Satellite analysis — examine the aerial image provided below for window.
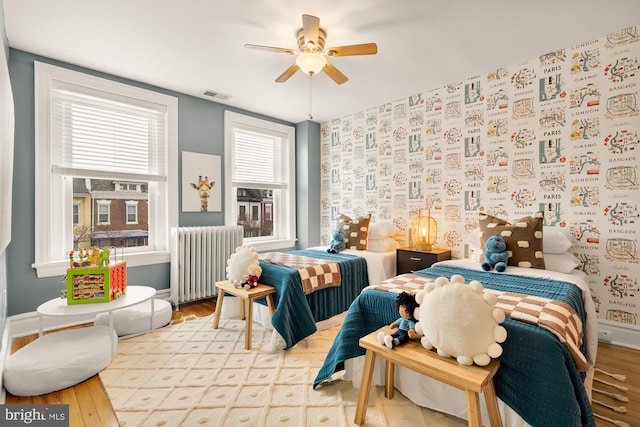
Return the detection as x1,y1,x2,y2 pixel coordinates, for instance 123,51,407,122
115,182,141,192
96,200,111,225
126,201,139,224
33,62,178,278
224,111,295,251
72,201,80,225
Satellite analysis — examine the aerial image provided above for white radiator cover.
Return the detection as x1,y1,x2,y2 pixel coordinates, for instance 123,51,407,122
170,225,243,308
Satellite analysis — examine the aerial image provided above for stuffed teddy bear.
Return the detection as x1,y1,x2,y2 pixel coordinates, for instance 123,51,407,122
481,235,509,272
327,229,346,253
414,275,507,366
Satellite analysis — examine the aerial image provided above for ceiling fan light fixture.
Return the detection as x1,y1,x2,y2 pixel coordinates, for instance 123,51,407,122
296,52,327,75
246,14,376,84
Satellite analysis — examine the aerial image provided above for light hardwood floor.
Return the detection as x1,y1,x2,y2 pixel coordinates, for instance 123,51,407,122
5,298,639,427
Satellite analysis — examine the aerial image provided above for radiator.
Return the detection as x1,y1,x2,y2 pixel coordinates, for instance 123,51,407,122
170,225,243,308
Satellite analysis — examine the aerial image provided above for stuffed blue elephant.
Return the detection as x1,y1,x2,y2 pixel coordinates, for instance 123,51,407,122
481,235,509,272
327,229,346,253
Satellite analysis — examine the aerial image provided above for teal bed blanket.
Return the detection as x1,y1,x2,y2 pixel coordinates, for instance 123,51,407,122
257,249,369,350
313,264,595,427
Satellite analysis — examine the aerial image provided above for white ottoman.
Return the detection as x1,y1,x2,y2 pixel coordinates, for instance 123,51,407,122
94,298,172,336
3,325,118,396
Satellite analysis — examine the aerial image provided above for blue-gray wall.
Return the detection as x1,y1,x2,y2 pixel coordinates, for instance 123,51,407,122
7,48,320,316
295,121,322,250
0,0,9,345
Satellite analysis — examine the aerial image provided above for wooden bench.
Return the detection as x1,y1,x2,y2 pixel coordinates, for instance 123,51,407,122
355,326,502,427
212,280,276,350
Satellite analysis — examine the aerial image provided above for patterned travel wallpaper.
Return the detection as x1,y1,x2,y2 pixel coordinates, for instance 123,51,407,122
319,25,640,329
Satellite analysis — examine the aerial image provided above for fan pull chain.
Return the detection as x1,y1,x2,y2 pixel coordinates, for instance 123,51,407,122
308,75,313,120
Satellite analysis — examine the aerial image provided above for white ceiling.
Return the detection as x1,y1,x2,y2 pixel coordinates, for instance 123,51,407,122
3,0,640,124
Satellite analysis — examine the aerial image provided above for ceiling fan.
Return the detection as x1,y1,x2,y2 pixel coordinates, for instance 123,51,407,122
245,14,378,85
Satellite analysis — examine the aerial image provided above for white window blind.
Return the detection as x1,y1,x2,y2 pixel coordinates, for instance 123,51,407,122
50,81,167,182
224,110,295,251
231,127,287,189
34,62,178,277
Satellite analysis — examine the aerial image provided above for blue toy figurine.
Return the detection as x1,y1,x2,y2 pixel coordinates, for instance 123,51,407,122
327,229,346,253
377,292,418,349
481,235,509,272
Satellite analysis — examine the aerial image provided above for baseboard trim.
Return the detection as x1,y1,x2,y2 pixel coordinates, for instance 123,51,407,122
597,319,640,350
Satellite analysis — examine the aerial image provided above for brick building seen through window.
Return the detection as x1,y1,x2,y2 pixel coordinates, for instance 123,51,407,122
73,178,149,250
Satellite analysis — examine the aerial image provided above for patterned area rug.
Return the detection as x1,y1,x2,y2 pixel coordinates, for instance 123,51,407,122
100,315,466,426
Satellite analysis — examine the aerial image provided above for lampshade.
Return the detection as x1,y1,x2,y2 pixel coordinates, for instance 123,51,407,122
411,208,438,251
296,52,327,75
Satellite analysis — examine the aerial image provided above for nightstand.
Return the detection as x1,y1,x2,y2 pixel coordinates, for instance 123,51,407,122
396,246,452,274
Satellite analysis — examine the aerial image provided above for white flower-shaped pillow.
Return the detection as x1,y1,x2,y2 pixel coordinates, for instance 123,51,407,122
415,275,507,366
226,245,260,285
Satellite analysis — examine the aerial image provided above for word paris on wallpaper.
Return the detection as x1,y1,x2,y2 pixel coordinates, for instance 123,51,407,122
320,25,639,330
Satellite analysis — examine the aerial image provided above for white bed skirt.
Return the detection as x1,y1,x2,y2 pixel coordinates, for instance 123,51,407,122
220,298,346,351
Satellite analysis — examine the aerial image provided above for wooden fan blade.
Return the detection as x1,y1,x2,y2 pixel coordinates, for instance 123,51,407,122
302,14,320,46
326,43,378,57
244,44,296,55
323,62,348,85
275,63,300,83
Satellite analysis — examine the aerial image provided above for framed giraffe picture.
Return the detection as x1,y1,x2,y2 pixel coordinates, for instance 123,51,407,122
181,151,222,212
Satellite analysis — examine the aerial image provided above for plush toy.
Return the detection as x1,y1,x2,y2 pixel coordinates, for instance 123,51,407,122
226,245,262,288
414,275,507,366
240,264,262,290
327,229,346,253
481,235,509,272
377,291,419,349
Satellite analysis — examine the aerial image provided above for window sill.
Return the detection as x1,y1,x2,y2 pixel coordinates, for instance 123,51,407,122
246,238,297,253
32,250,171,278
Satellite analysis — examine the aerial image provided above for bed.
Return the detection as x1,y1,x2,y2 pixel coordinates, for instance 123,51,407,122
220,247,397,351
221,215,400,351
313,259,598,427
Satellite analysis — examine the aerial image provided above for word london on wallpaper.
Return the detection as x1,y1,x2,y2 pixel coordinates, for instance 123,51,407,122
320,25,640,330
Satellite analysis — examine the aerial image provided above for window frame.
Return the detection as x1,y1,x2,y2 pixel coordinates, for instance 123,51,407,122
126,200,139,225
33,62,178,278
72,201,80,226
96,200,111,225
224,111,296,251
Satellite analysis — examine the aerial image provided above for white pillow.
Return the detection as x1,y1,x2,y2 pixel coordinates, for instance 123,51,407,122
470,226,573,254
469,248,483,263
468,228,482,251
94,299,172,336
367,237,398,252
415,275,507,366
3,326,117,396
543,226,574,254
367,220,398,240
544,252,580,274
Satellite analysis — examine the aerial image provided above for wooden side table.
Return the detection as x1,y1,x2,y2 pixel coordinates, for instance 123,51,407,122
354,326,502,427
396,246,452,274
212,280,276,350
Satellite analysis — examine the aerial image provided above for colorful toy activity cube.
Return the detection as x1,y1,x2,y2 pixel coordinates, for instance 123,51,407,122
66,261,127,305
